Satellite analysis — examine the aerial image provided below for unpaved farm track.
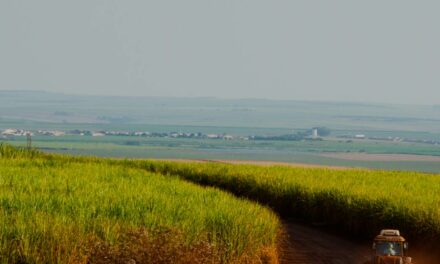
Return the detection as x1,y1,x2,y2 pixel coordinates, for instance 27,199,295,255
280,221,370,264
280,221,437,264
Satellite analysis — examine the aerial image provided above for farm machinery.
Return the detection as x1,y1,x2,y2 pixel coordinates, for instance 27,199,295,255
371,229,412,264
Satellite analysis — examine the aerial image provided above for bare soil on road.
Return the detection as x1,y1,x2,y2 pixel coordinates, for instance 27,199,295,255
280,221,436,264
280,221,370,264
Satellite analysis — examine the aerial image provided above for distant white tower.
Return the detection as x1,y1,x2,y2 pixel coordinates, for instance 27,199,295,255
312,128,318,138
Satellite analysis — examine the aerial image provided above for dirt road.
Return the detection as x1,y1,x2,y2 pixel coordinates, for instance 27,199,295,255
280,221,437,264
280,221,371,264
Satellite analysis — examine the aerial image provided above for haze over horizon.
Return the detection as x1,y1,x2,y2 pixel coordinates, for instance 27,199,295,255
1,1,439,105
1,89,439,107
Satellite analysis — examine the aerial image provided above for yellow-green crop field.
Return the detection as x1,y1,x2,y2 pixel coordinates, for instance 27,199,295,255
0,145,279,264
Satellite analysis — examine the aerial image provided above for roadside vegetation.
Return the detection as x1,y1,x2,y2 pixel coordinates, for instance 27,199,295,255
0,144,280,263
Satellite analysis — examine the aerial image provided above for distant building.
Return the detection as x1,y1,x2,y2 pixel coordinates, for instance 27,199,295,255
170,132,179,138
92,132,105,137
207,134,219,139
1,129,31,136
52,131,65,137
134,132,150,136
223,135,233,140
355,134,366,139
312,128,319,138
2,129,19,135
37,130,65,136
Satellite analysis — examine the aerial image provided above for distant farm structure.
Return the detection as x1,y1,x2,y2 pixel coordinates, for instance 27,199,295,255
312,128,319,138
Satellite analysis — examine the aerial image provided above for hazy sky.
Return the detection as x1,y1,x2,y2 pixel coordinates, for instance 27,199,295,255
1,1,439,104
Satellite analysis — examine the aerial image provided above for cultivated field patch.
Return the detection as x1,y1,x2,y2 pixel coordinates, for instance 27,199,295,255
0,145,280,264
